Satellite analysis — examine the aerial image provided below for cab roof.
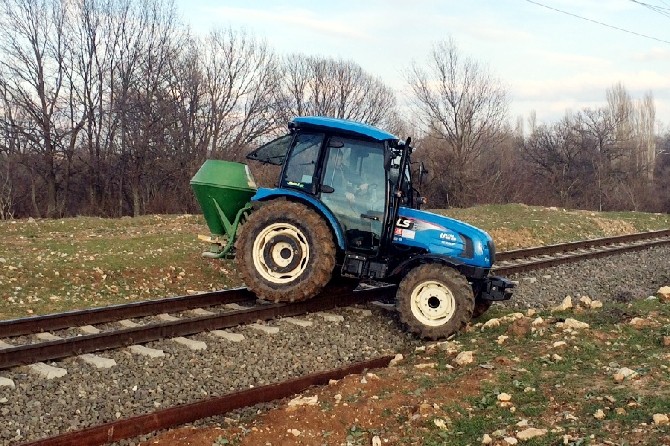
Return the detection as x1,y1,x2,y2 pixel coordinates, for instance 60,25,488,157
291,116,397,142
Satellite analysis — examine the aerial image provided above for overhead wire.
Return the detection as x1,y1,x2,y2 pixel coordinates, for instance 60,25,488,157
629,0,670,19
524,0,670,44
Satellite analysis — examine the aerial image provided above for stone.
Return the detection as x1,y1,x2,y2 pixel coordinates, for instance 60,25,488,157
552,296,573,312
652,413,669,425
157,313,180,322
433,418,447,429
249,323,279,334
562,318,589,330
589,300,603,309
317,312,345,323
79,354,116,369
372,436,382,446
287,429,301,436
613,367,637,382
553,341,567,348
0,340,14,349
497,393,512,402
657,286,670,302
189,308,215,316
414,363,436,369
454,351,474,366
0,377,15,388
224,303,250,311
531,317,544,326
211,330,245,342
128,345,165,358
482,433,493,444
504,437,518,445
287,395,318,408
389,353,404,366
497,335,509,345
118,319,141,328
516,428,547,440
173,337,207,350
29,362,67,379
502,313,525,322
482,318,501,329
35,332,61,341
662,336,670,347
280,317,313,327
522,277,537,284
593,409,606,420
579,296,592,307
79,325,101,335
629,317,652,329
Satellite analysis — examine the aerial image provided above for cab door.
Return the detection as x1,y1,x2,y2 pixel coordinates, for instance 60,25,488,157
319,137,387,253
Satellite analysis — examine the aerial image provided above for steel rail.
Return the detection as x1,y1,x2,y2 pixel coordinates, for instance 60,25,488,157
0,288,256,338
18,355,394,446
493,235,670,276
496,228,670,262
0,286,395,369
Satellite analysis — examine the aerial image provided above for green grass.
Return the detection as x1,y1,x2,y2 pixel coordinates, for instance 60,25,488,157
436,204,670,249
0,214,240,319
0,204,667,319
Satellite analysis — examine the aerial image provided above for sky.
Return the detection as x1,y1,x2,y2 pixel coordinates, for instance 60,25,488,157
174,0,670,132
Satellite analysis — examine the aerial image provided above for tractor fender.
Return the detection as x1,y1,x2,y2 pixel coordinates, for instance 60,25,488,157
251,188,346,250
390,253,471,280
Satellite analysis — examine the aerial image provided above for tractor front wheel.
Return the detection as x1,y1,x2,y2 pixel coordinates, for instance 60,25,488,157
235,200,336,302
396,264,474,339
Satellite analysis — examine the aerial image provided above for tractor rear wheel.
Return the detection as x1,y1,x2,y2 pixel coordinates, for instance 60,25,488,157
235,200,336,302
396,264,474,339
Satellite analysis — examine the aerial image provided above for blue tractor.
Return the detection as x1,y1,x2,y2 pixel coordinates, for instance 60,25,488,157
191,116,513,339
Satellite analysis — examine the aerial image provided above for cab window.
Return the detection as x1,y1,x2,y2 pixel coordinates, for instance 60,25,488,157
246,134,293,165
280,132,325,193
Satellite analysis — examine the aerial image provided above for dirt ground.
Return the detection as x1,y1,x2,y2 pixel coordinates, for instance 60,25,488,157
141,361,488,446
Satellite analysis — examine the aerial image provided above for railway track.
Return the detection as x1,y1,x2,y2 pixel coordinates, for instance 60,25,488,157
2,229,669,446
1,229,669,372
493,228,670,275
0,284,392,370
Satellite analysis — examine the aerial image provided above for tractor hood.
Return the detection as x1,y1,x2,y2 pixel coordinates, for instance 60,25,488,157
393,207,496,269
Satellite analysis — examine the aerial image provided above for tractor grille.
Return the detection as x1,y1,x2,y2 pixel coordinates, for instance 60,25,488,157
461,235,474,259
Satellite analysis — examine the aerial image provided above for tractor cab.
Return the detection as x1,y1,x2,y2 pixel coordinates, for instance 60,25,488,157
247,117,397,262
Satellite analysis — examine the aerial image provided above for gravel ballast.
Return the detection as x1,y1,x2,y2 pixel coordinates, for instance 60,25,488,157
1,245,669,445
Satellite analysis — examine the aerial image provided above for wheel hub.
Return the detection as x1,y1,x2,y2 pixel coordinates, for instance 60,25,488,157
252,223,310,284
410,280,456,327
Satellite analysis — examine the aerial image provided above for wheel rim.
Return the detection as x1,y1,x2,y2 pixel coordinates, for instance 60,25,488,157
410,280,456,327
252,222,310,284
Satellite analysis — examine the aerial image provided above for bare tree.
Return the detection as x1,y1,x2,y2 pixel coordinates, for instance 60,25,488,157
274,54,397,128
0,0,73,217
200,28,279,160
407,38,509,206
